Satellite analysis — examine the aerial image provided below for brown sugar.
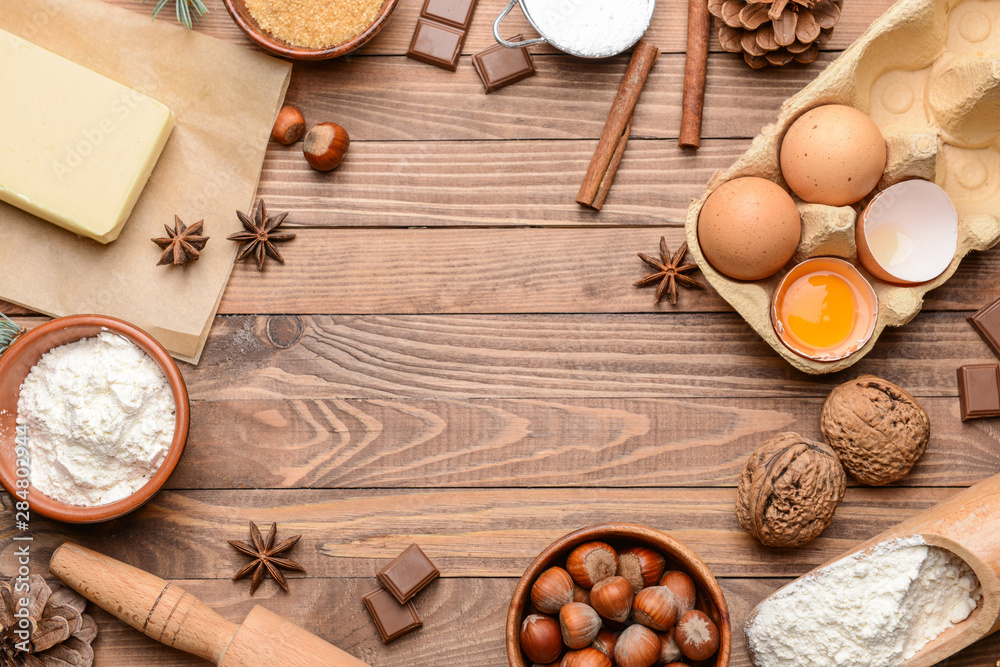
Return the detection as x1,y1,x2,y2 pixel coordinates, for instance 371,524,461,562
246,0,387,49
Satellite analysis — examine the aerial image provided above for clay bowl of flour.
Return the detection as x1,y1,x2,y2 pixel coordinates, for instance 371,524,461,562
0,315,189,523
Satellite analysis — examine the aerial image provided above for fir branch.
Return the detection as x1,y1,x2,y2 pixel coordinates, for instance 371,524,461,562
145,0,209,30
0,314,24,357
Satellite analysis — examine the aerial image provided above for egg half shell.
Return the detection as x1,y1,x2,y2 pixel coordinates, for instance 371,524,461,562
855,179,958,285
697,177,801,281
779,105,887,206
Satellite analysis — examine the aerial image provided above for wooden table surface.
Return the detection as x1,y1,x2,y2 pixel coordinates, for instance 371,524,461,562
5,0,1000,664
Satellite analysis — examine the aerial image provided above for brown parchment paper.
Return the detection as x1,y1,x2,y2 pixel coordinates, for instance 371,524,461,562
0,0,291,364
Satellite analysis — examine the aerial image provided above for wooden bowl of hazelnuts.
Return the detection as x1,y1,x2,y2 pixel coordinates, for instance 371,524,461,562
506,523,730,667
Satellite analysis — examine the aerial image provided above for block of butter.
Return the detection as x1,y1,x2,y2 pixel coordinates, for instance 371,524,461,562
0,29,175,243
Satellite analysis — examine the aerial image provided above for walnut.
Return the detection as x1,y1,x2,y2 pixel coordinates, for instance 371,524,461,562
820,375,930,486
736,432,846,548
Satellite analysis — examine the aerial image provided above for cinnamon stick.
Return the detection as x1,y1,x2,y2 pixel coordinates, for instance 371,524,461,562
679,0,711,149
577,40,660,210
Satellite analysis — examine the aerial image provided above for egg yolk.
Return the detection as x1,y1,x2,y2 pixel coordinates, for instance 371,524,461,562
782,272,857,350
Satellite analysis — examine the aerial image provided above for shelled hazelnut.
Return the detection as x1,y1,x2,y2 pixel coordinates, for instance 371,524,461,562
271,105,306,145
303,122,350,171
517,541,721,666
567,542,618,588
675,610,720,661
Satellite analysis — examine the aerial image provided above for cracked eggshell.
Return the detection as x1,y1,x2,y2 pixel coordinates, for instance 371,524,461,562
856,179,959,285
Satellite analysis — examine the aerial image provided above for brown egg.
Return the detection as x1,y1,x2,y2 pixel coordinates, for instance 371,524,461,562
697,176,801,281
779,104,887,206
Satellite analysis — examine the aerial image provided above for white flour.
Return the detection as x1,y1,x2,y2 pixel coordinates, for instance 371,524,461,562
16,332,175,506
522,0,654,57
746,536,982,667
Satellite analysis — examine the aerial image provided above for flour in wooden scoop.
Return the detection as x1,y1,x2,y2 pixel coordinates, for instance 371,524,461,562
746,536,982,667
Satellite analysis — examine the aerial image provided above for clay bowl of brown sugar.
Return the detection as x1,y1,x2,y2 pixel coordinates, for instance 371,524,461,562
507,523,731,667
223,0,399,61
0,315,189,523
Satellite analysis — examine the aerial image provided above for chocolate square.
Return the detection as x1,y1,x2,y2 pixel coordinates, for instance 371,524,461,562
969,296,1000,359
362,588,422,643
406,18,465,71
958,364,1000,421
377,544,440,604
421,0,479,31
472,36,536,93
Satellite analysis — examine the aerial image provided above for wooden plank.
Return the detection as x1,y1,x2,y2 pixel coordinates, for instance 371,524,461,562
157,312,999,400
281,52,825,142
169,397,1000,490
0,487,972,580
10,312,996,398
218,226,1000,314
73,577,1000,666
107,0,897,55
257,139,741,227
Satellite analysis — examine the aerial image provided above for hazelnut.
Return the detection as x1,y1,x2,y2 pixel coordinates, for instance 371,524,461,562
559,602,603,649
657,626,683,663
632,586,678,631
271,105,306,145
532,567,575,614
566,542,618,588
560,648,612,667
736,432,847,547
303,122,350,171
591,628,619,658
617,546,666,594
521,614,563,664
589,576,633,623
614,624,661,667
658,571,696,617
820,375,930,486
674,610,719,662
573,584,590,605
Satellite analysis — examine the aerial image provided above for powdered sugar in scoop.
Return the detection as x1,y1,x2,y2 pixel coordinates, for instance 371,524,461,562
522,0,655,58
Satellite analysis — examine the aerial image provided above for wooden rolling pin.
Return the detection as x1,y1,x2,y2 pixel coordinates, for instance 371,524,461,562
50,543,370,667
747,472,1000,667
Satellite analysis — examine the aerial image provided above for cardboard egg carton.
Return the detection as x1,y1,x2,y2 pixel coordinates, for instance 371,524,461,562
684,0,1000,374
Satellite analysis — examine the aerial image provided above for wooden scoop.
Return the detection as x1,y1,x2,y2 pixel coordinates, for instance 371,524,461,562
49,543,370,667
746,473,1000,667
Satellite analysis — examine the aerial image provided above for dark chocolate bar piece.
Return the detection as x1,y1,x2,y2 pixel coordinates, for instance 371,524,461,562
362,588,422,643
377,544,440,604
958,364,1000,421
421,0,479,31
472,36,536,94
406,18,465,71
969,296,1000,359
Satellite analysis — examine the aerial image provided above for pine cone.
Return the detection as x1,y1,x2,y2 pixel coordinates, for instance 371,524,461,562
707,0,844,69
0,575,97,667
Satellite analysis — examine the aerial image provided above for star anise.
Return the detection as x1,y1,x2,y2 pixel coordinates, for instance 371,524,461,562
229,521,306,595
152,216,209,266
634,237,703,305
227,200,296,271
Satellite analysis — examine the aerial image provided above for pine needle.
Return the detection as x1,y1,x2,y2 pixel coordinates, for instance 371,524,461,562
145,0,209,29
0,314,24,357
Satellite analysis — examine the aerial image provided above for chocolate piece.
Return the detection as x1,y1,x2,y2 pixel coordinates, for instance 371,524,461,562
958,364,1000,421
421,0,479,31
472,36,536,94
407,18,465,71
969,296,1000,359
377,544,440,604
362,588,422,643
